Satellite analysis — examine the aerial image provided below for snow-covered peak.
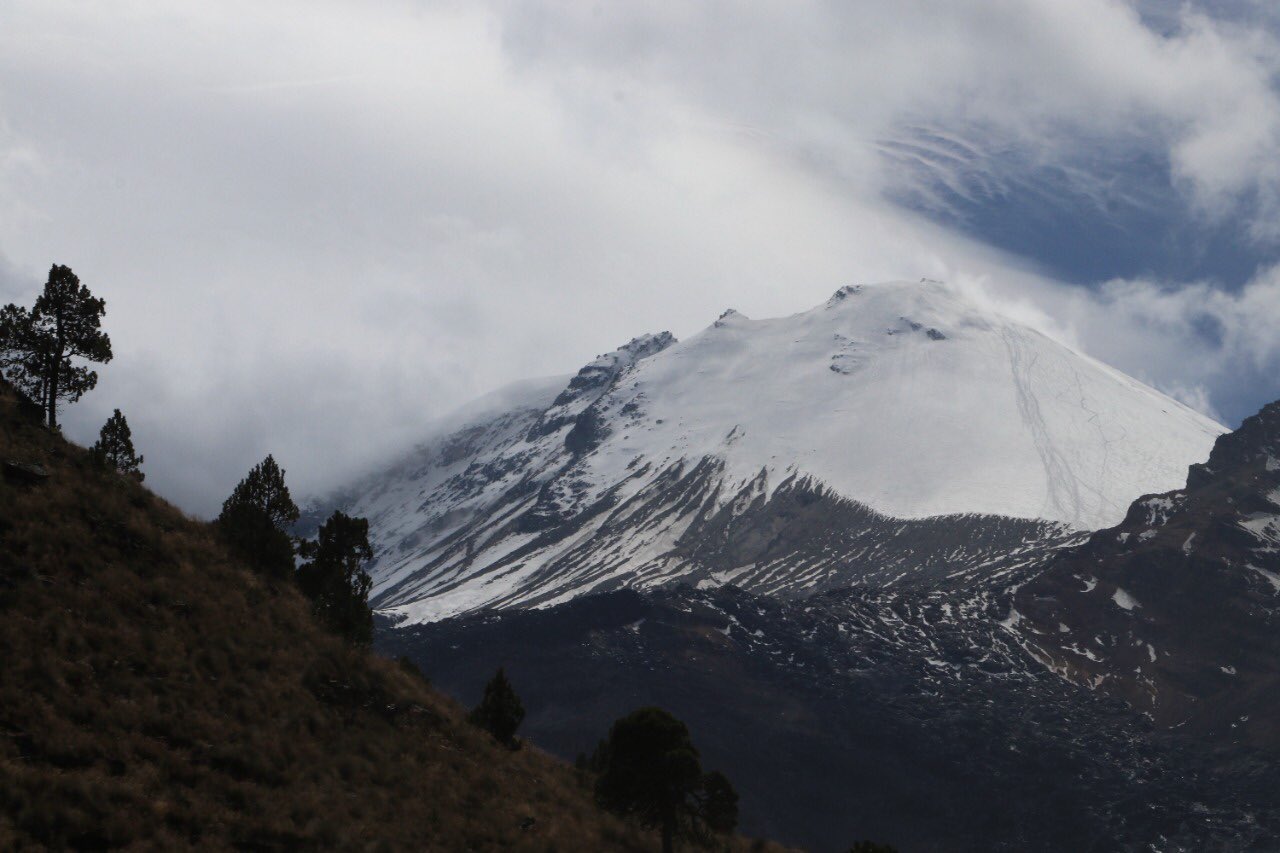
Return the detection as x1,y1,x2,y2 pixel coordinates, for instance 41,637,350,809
320,278,1226,624
570,278,1223,530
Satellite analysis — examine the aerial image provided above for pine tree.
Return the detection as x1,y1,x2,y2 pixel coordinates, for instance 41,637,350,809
217,455,299,577
0,304,47,407
296,511,374,645
0,265,112,428
594,707,737,853
467,668,525,748
91,409,144,480
697,770,738,836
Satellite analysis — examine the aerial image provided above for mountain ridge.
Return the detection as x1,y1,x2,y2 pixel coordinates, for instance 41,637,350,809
312,279,1222,624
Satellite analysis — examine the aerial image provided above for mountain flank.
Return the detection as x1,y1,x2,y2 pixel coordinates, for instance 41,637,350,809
0,379,786,851
310,280,1222,625
1016,398,1280,748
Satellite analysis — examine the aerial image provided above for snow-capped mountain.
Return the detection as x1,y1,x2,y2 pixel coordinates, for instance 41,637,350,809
376,395,1280,851
314,279,1224,624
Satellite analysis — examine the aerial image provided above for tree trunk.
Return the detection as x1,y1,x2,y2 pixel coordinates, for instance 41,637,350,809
46,366,58,429
48,306,64,429
661,821,674,853
46,330,63,429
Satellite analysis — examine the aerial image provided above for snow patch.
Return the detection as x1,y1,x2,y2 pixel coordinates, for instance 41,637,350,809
1248,564,1280,593
1112,588,1140,611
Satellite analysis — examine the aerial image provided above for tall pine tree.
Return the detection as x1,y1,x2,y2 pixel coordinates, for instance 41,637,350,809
91,409,144,480
0,265,112,428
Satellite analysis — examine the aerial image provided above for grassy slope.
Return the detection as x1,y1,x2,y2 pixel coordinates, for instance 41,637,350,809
0,385,697,851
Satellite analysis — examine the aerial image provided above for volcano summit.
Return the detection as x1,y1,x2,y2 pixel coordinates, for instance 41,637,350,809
311,280,1223,625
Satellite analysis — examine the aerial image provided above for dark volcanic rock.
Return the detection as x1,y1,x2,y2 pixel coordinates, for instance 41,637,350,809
380,585,1279,852
1016,399,1280,747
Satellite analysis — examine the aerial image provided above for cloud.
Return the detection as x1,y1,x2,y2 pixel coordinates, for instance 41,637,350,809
1,1,1278,514
948,264,1280,426
495,2,1280,236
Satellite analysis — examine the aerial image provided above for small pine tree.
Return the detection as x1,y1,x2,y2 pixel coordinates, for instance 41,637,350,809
91,409,144,480
296,511,374,645
217,455,299,577
467,667,525,748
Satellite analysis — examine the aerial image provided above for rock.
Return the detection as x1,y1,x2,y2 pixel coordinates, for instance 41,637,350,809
3,460,50,486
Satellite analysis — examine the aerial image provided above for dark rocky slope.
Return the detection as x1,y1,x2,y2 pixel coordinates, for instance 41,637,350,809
1016,400,1280,747
381,582,1280,852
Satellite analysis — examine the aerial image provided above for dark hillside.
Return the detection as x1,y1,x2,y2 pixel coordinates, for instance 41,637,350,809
0,381,676,851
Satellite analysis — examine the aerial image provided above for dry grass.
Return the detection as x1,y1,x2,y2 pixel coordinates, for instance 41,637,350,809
0,386,793,852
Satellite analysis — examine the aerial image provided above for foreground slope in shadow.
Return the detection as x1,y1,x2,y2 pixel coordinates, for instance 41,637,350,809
0,380,676,851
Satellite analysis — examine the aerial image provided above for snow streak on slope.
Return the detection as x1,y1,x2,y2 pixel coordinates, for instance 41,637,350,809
312,280,1224,624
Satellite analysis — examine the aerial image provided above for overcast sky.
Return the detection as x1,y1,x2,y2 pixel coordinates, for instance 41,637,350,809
4,1,1280,516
